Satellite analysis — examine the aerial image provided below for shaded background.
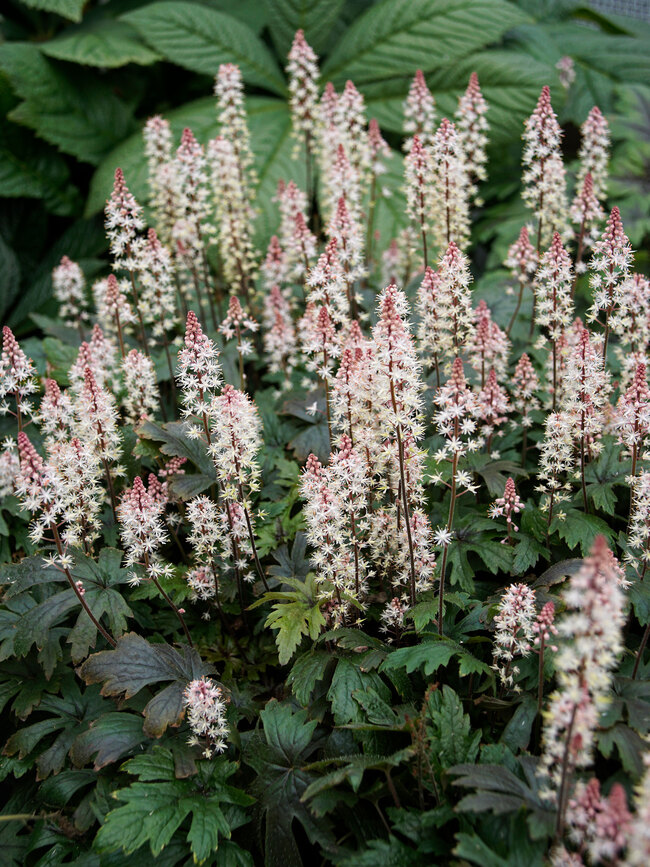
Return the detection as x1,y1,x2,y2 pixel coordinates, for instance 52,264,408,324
1,0,649,333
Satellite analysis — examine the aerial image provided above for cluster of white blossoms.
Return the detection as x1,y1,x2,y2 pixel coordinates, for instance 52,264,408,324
537,409,575,520
455,72,489,203
301,443,372,620
522,86,569,247
49,436,104,551
262,285,297,382
570,173,604,272
429,118,470,252
52,256,89,329
15,432,65,548
0,440,19,499
220,295,259,370
535,232,574,349
626,472,650,576
587,207,633,338
121,349,160,425
430,243,475,371
117,475,170,584
624,752,650,866
467,299,510,384
75,366,122,468
209,384,262,503
561,328,610,460
287,29,319,151
577,106,610,203
137,229,178,343
0,326,37,428
177,311,223,438
105,168,145,271
432,357,479,468
403,69,436,151
183,677,229,757
143,115,174,239
539,536,626,799
491,582,536,689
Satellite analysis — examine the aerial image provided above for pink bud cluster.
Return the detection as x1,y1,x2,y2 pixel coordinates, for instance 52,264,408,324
489,477,524,542
566,778,630,864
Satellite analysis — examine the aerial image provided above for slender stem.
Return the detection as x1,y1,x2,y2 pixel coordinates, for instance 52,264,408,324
366,174,377,272
114,309,126,359
128,270,150,357
521,427,528,468
51,524,116,647
236,328,245,392
384,769,401,809
150,572,193,646
238,485,269,592
537,636,546,715
555,700,579,840
162,333,178,407
102,458,118,523
507,282,525,337
15,391,22,435
571,218,586,299
396,426,417,607
305,131,313,217
323,349,333,450
438,452,458,636
633,621,650,679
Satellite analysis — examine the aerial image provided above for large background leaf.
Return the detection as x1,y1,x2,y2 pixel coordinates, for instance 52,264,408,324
322,0,532,85
121,1,287,94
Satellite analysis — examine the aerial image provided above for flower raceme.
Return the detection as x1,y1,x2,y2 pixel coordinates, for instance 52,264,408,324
177,311,222,438
183,677,229,758
117,475,169,584
538,536,626,807
0,326,37,431
491,583,536,689
522,86,568,248
209,384,262,502
489,477,524,544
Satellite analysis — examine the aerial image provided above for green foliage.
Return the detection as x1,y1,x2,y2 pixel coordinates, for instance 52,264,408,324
122,2,287,94
252,573,325,665
96,746,253,861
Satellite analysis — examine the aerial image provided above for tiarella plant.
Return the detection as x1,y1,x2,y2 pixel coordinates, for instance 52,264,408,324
1,2,650,866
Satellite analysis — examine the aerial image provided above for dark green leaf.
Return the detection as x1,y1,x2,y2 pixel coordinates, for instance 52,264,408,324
40,19,160,68
322,0,531,85
0,43,134,165
122,2,286,94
